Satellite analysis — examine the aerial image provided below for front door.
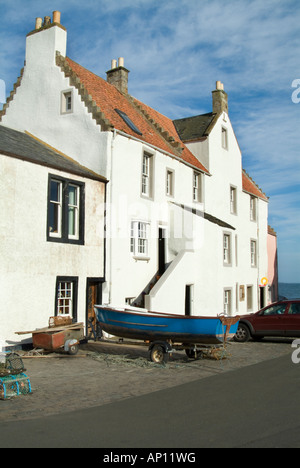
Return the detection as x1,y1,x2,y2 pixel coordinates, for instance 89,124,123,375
86,279,103,339
158,228,166,275
185,285,194,316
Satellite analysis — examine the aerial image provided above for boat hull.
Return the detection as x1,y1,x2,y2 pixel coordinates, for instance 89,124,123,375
94,306,239,345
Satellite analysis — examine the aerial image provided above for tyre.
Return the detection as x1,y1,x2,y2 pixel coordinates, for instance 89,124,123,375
68,343,79,355
234,323,251,343
149,345,169,364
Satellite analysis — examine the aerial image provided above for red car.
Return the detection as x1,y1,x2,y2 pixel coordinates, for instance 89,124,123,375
234,300,300,342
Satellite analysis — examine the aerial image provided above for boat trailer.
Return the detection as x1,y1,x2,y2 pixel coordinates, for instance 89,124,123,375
92,336,228,364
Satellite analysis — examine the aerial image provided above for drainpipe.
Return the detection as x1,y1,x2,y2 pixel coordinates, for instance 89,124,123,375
107,129,117,304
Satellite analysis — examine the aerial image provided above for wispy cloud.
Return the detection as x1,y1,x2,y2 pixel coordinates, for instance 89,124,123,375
0,0,299,281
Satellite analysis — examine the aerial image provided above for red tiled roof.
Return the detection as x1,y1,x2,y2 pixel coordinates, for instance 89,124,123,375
60,57,267,200
65,57,209,173
242,170,268,201
132,98,209,173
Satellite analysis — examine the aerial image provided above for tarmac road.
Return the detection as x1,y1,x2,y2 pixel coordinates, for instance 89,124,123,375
0,348,299,449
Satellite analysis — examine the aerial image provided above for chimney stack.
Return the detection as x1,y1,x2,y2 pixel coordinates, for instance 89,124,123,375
27,11,66,66
34,11,61,31
106,57,129,94
212,81,228,114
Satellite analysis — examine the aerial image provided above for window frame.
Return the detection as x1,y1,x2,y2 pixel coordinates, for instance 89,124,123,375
230,185,237,215
61,89,73,114
193,171,203,203
224,289,232,316
166,169,175,197
130,220,150,260
47,175,85,245
55,276,78,321
250,239,257,267
222,126,228,150
141,152,154,198
247,285,253,312
223,233,232,266
250,195,257,222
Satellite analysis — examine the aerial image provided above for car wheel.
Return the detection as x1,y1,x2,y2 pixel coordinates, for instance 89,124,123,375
234,323,251,343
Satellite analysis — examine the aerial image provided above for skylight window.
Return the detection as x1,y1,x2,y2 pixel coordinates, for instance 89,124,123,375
115,109,142,136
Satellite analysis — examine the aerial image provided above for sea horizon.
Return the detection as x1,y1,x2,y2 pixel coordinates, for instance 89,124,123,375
278,282,300,299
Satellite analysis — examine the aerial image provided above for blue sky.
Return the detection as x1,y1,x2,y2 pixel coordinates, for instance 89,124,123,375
1,0,299,283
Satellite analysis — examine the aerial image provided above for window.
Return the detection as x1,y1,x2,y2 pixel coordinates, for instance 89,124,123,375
222,127,228,149
68,184,80,240
250,196,257,221
250,240,257,267
166,169,174,197
115,109,142,136
55,277,78,320
49,180,62,237
223,234,231,265
61,90,73,114
47,175,84,244
247,286,253,311
224,289,232,315
289,303,300,315
239,285,245,301
130,221,150,258
141,152,153,197
262,304,287,316
230,186,237,214
193,172,202,203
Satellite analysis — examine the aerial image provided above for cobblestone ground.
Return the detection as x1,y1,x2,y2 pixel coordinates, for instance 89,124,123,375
0,338,294,422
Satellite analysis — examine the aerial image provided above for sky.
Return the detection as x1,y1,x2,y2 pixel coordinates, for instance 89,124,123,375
0,0,299,283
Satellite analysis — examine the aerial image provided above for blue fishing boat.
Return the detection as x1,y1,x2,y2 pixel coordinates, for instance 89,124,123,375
94,305,239,351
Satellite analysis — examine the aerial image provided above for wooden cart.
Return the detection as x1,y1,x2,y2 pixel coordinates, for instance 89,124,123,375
16,318,84,355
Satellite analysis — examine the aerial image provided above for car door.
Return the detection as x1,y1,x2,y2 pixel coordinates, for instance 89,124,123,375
284,302,300,337
252,303,289,336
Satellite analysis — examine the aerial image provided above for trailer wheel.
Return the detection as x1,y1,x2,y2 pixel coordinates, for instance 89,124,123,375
149,345,169,364
68,343,79,355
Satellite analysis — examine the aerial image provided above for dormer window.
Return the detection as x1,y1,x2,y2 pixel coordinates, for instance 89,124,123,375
61,90,73,114
115,109,142,136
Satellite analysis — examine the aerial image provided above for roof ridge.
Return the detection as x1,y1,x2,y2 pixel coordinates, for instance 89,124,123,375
56,52,114,131
0,67,24,121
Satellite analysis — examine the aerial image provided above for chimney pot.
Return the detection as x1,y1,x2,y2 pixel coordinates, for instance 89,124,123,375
111,59,117,69
212,81,228,114
118,57,124,67
53,11,61,24
35,17,43,29
43,16,51,26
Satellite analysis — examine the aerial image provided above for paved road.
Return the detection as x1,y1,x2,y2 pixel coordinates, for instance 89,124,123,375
0,352,299,449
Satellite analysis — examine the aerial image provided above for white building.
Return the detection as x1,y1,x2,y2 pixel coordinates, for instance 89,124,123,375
0,125,106,348
0,12,274,346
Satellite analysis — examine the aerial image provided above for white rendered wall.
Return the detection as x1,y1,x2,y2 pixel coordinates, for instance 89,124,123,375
0,153,105,348
186,113,269,316
2,25,109,178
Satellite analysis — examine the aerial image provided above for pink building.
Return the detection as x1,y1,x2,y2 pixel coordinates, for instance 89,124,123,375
267,226,279,303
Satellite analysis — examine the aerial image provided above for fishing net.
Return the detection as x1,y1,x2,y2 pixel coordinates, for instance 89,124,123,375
0,353,31,400
0,373,31,400
5,352,26,374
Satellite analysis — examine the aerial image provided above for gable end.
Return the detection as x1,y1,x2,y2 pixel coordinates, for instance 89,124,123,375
56,52,114,132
